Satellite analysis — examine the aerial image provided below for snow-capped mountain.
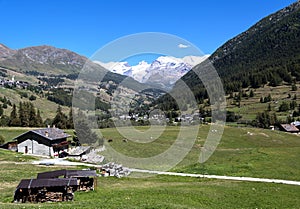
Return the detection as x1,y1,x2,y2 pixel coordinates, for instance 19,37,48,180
95,55,209,90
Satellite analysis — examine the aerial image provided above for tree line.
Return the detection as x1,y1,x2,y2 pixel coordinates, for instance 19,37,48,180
0,101,74,129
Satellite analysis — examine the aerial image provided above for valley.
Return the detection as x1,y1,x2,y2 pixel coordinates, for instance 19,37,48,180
0,0,300,208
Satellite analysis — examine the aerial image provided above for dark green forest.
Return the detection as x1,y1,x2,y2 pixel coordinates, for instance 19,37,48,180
154,2,300,126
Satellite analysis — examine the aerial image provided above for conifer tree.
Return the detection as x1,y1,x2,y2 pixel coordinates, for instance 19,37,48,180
74,110,102,145
29,102,37,127
67,108,74,129
19,102,29,127
0,105,3,116
36,110,43,127
52,105,68,129
9,104,20,126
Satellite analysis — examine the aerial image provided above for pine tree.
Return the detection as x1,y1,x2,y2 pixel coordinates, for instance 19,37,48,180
9,104,20,126
52,105,68,129
0,105,3,116
74,110,102,145
67,108,74,129
249,89,254,97
279,101,290,112
19,102,29,127
293,94,297,100
36,110,43,127
292,84,297,91
0,134,5,145
28,103,37,127
268,103,272,111
290,101,297,110
260,97,264,103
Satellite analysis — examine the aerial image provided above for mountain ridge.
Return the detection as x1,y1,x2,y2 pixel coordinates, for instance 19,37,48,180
96,55,209,90
0,44,88,74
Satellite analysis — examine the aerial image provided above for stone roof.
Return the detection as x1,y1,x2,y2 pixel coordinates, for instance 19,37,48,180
31,128,70,140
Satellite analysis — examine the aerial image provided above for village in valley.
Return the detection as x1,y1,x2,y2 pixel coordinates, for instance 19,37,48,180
1,0,300,208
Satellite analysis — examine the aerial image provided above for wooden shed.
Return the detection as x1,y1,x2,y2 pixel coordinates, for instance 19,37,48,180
37,169,97,191
13,178,78,203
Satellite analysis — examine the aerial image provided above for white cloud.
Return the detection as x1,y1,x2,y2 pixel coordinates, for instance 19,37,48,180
178,43,190,49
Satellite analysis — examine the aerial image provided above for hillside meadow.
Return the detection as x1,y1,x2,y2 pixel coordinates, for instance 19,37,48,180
227,84,300,121
0,125,300,208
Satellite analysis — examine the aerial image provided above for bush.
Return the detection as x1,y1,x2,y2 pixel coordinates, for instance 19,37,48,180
279,102,290,112
19,92,28,98
0,135,5,145
29,95,37,101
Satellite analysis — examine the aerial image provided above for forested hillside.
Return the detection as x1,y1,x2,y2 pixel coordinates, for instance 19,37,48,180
186,1,300,95
157,1,300,107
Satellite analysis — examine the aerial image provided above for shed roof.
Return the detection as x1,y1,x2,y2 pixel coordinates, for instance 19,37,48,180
37,169,97,179
280,124,299,132
16,178,78,189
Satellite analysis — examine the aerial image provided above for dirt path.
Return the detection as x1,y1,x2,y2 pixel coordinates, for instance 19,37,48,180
31,159,300,186
130,169,300,186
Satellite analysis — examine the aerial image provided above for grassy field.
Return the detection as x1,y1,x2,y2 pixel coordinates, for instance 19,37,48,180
0,149,300,208
98,125,300,181
1,126,300,208
1,125,300,180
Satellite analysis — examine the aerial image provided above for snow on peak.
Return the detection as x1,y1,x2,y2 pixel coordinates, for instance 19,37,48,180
94,55,209,90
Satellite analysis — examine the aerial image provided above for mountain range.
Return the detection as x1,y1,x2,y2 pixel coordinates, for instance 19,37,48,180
0,44,87,74
0,43,208,91
0,44,152,92
95,55,209,90
1,0,300,120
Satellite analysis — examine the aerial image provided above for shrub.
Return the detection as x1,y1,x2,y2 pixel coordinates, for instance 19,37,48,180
29,95,37,101
0,135,5,145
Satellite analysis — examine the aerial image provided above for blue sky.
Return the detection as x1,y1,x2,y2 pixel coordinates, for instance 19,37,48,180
0,0,296,63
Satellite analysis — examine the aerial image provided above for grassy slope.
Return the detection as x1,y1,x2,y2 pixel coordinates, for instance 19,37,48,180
2,66,298,122
99,125,300,181
0,88,70,120
0,148,299,208
1,125,300,208
227,84,300,121
1,126,300,181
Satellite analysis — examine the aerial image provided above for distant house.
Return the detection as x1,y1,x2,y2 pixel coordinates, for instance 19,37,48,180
279,124,299,133
13,127,70,156
291,121,300,130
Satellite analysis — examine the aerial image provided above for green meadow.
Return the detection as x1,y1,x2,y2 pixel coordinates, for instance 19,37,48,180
0,125,300,208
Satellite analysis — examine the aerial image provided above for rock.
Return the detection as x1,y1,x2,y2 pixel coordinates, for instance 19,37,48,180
99,162,131,178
